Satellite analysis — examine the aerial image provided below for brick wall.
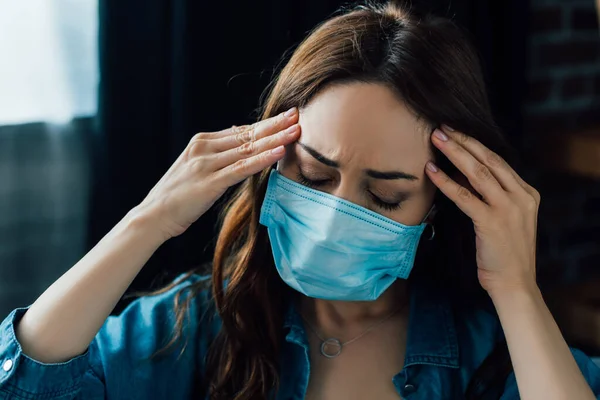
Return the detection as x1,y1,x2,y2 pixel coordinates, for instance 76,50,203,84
526,0,600,132
524,0,600,287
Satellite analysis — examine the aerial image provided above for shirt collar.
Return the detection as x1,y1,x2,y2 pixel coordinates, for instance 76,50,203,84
403,282,459,368
283,298,310,348
283,282,459,369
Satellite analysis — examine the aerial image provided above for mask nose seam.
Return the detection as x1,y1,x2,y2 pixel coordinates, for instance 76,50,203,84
274,174,425,234
277,183,411,234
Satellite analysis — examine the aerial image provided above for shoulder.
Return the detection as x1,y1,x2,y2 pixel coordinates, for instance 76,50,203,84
117,272,213,321
90,273,220,381
98,272,215,351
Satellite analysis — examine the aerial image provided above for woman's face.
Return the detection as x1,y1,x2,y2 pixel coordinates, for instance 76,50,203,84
278,82,437,226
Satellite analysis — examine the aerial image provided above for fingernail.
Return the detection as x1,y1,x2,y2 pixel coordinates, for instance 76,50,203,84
433,129,448,142
426,161,438,172
271,146,285,155
284,107,297,118
443,124,455,132
286,124,299,135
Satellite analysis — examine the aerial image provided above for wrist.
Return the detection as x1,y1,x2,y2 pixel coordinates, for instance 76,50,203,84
487,279,542,307
125,204,172,245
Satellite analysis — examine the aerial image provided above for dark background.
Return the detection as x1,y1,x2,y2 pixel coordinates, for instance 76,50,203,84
1,0,599,350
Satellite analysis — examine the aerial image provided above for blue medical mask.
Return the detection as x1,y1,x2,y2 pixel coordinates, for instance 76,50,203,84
259,170,433,301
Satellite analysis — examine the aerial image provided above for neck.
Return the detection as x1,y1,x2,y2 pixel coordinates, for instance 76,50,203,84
299,280,409,333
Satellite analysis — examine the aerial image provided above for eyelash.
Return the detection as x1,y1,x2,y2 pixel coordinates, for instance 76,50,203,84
296,171,329,188
296,172,404,211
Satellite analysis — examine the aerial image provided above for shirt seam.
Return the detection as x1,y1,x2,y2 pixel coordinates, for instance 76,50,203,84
1,382,79,399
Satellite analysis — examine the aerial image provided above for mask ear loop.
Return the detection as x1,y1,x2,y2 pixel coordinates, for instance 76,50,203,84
427,225,436,241
422,205,437,241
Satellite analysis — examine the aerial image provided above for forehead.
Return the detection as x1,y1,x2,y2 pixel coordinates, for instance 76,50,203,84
298,83,432,169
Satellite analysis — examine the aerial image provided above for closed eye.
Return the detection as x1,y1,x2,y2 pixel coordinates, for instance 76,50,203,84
297,171,404,211
368,192,404,211
296,171,330,188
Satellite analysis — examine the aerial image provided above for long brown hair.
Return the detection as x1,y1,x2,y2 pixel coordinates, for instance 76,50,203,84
151,1,516,399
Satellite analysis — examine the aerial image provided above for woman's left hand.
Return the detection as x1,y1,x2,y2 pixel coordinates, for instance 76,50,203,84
425,125,540,295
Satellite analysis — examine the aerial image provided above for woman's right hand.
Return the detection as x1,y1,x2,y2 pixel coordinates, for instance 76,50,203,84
137,107,301,240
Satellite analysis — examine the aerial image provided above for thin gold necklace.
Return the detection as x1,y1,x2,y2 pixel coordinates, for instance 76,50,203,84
300,301,408,359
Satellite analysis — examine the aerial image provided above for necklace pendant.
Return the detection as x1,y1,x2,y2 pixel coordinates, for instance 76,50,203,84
320,338,342,358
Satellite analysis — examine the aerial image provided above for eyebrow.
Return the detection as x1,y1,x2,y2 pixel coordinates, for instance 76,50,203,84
297,142,419,181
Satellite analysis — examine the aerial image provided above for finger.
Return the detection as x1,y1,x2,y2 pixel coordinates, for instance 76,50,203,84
211,124,300,170
210,107,298,150
425,161,487,219
441,125,526,192
216,146,287,187
431,129,506,206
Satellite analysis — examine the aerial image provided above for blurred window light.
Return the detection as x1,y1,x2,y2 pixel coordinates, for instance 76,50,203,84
0,0,98,125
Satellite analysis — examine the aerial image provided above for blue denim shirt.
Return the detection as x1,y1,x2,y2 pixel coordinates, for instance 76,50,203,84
1,274,599,399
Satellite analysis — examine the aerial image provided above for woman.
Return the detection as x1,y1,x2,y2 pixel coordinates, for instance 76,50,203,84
1,2,599,399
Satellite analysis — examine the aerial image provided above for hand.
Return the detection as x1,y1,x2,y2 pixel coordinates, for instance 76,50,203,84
136,107,301,240
424,126,540,295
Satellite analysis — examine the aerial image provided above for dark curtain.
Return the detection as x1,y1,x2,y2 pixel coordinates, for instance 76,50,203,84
91,0,529,311
0,119,92,318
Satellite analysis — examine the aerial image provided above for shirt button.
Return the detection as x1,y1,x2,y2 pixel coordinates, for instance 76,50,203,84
2,359,13,372
404,383,417,393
